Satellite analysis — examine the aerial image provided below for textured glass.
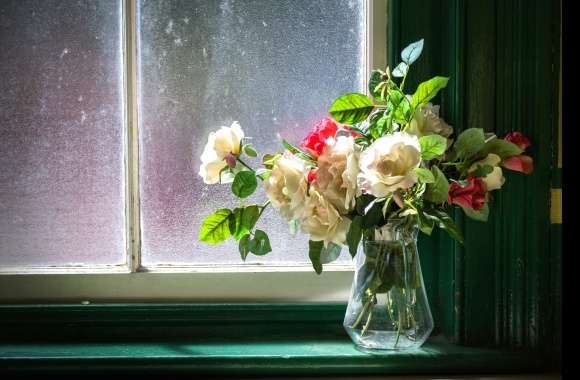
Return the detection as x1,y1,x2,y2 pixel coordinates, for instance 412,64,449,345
138,0,365,265
0,1,126,266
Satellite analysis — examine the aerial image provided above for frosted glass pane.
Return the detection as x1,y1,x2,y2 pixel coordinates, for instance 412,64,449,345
0,1,126,267
138,0,365,265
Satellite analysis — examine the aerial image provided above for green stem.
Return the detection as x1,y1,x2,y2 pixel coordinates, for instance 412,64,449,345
400,69,409,92
352,296,373,329
361,298,375,336
236,157,254,172
257,201,270,219
394,308,402,348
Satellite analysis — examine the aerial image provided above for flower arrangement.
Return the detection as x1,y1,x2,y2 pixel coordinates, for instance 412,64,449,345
197,39,534,349
197,39,534,271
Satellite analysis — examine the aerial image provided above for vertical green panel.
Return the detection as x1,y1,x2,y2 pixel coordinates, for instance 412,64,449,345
461,0,497,346
389,0,560,351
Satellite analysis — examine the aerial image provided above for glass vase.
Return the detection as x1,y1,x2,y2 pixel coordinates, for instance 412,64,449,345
343,219,433,350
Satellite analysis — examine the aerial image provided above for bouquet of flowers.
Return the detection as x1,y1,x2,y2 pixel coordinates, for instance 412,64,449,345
198,38,533,266
197,39,533,349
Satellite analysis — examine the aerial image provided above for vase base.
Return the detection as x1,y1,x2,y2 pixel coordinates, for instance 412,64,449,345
345,328,428,351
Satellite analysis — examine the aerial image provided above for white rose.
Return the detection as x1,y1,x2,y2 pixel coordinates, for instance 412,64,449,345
357,132,422,198
406,103,453,138
300,189,351,247
198,121,245,184
315,136,359,213
469,153,505,191
263,152,309,221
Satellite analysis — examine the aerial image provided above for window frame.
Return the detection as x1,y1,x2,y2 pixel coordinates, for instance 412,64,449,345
0,0,388,301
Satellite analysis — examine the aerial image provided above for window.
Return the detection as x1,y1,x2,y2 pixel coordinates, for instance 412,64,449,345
0,0,387,301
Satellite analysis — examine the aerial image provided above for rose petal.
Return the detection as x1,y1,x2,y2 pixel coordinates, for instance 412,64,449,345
504,132,531,150
502,155,534,174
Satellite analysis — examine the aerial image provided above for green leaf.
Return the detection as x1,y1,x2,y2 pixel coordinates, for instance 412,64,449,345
417,208,435,235
368,70,384,99
414,167,435,183
346,216,363,258
231,171,258,198
424,166,449,204
388,89,412,123
401,38,424,65
308,241,342,274
229,205,260,240
462,203,489,222
262,153,281,169
329,93,374,125
239,234,253,261
308,240,324,274
199,209,232,244
411,76,449,108
362,202,383,229
288,219,300,235
454,128,486,160
426,209,464,243
321,243,342,264
419,135,447,160
392,62,408,77
281,139,316,163
471,164,494,178
243,144,257,157
478,138,524,159
251,230,272,255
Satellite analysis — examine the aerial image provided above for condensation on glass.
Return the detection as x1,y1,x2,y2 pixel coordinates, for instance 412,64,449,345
137,0,365,265
0,1,126,266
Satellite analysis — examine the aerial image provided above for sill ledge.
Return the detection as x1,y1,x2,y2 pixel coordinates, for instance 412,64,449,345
0,338,547,375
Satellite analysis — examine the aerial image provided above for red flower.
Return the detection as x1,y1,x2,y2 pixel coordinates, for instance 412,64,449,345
307,168,317,184
504,132,531,150
502,155,534,174
300,118,339,158
448,177,487,210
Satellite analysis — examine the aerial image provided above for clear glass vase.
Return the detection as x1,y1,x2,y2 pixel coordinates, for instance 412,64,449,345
343,219,433,351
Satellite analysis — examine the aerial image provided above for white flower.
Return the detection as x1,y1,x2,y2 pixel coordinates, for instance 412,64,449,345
263,151,309,221
300,189,351,247
198,121,245,184
314,136,359,213
469,153,505,191
406,103,453,138
357,132,421,197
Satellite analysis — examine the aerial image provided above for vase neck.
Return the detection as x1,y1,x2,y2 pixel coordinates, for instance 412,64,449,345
370,220,418,242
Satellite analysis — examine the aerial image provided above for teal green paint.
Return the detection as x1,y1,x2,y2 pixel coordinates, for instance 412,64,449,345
0,333,548,374
389,0,560,351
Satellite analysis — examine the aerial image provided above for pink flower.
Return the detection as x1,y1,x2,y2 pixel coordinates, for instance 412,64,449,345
448,177,487,210
300,118,339,158
504,132,531,150
502,155,534,174
300,118,360,158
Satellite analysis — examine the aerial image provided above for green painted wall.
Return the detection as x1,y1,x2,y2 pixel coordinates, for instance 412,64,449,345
389,0,561,352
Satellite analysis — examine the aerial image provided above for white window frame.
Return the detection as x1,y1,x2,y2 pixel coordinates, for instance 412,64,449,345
0,0,388,302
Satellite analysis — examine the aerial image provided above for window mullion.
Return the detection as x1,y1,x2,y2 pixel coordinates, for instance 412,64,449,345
123,0,141,273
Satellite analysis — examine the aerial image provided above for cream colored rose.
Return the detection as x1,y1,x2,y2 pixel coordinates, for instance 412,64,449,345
469,153,505,191
357,132,422,198
314,136,359,213
406,103,453,138
198,121,245,184
300,189,351,247
263,151,309,221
